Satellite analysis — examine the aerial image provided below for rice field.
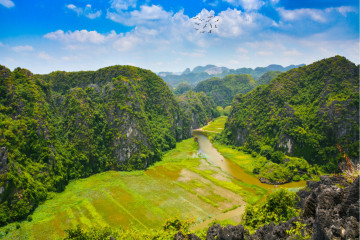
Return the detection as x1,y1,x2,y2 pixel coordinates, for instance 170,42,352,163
0,136,255,239
0,116,304,239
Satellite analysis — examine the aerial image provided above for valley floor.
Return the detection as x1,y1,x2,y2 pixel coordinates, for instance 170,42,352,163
0,116,305,239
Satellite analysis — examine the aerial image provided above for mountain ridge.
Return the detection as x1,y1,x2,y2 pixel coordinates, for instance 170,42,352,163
158,63,305,87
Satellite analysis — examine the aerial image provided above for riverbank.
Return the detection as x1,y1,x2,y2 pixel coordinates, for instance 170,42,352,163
195,117,307,191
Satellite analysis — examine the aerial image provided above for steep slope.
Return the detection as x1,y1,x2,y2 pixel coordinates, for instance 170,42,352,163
177,91,220,135
194,74,256,107
256,71,282,86
0,65,218,225
0,67,58,224
223,56,359,169
173,82,192,95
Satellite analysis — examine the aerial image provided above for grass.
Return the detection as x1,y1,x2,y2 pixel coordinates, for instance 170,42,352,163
202,116,227,135
212,142,264,176
222,205,241,213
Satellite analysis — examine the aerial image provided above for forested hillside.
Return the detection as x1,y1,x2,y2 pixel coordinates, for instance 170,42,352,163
223,56,359,170
256,71,282,86
177,91,220,136
0,65,218,225
194,74,256,107
173,82,192,95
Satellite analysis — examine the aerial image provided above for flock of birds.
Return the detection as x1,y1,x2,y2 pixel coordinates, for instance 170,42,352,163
191,15,219,34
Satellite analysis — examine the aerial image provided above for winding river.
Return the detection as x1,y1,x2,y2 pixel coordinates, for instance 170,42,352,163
192,131,307,191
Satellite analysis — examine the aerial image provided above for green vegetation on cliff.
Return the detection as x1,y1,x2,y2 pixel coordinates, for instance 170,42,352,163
177,91,220,132
0,65,218,226
173,82,192,95
256,71,282,86
194,74,256,107
223,56,359,172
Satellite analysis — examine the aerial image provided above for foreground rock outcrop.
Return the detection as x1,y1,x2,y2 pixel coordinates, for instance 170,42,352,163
175,176,360,240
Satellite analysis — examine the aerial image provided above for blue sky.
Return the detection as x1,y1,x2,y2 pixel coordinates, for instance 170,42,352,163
0,0,358,73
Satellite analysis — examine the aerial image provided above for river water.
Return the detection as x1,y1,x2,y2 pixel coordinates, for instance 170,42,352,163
192,131,306,191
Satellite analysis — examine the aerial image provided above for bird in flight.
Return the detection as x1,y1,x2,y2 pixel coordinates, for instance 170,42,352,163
192,14,219,34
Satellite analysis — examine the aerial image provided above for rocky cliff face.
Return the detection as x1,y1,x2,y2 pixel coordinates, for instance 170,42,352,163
175,176,359,240
177,91,220,136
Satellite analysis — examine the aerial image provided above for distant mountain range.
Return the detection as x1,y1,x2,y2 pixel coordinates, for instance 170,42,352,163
158,64,305,87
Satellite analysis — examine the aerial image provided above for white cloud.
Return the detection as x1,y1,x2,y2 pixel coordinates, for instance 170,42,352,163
38,51,53,60
44,30,116,44
32,5,358,74
277,7,327,23
276,6,358,27
203,0,219,7
236,47,248,53
113,33,140,52
257,51,273,56
329,6,357,16
12,45,34,52
174,50,206,57
86,10,102,19
277,6,356,24
283,49,302,56
131,5,171,21
61,55,80,61
5,58,14,63
110,0,137,11
0,0,14,8
222,0,265,11
66,4,82,14
246,41,286,50
215,8,272,37
107,4,171,26
66,3,102,19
